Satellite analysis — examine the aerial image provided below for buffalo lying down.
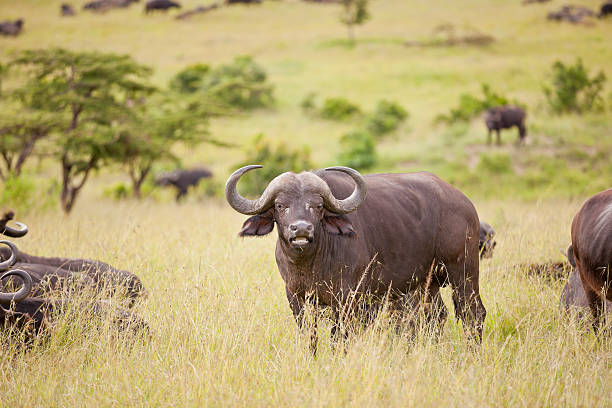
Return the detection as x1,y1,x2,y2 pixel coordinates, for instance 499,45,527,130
0,19,24,37
227,166,486,348
571,188,612,330
0,212,146,303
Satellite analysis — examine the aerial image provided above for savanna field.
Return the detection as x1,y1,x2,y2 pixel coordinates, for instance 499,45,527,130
1,0,612,406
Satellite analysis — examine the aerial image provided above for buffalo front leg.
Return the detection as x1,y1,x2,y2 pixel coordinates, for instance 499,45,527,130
285,287,318,354
496,130,501,146
447,264,486,343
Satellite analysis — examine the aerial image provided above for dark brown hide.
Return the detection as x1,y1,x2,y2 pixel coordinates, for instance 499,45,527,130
485,106,527,145
231,168,485,345
0,246,146,303
571,188,612,330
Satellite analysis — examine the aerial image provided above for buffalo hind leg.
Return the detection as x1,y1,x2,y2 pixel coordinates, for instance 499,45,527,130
496,130,501,146
286,287,318,354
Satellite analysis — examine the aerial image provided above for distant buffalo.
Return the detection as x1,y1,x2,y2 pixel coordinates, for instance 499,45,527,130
226,0,262,4
61,3,76,16
0,19,24,37
83,0,138,12
145,0,181,13
479,221,497,259
561,244,612,319
155,167,213,201
485,105,527,145
547,5,595,24
599,2,612,18
570,188,612,331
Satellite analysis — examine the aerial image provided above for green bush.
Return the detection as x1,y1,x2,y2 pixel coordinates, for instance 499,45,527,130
103,182,132,201
543,58,606,114
365,100,409,137
169,64,210,94
337,130,377,170
320,97,362,120
203,56,274,110
435,84,515,124
0,176,57,213
235,134,313,196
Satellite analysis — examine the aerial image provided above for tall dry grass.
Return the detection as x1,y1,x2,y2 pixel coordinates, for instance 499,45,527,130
1,196,610,407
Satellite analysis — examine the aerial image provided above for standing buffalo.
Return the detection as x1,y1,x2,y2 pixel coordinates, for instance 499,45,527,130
0,19,24,36
226,165,486,349
155,167,213,201
570,188,612,330
145,0,181,13
484,106,527,145
561,244,612,319
479,221,497,259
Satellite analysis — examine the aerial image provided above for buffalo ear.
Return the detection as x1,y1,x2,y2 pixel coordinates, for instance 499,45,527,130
323,212,355,237
239,210,274,237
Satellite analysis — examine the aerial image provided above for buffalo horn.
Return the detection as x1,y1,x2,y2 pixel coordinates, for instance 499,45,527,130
226,165,286,215
0,269,32,304
322,166,367,214
2,221,28,238
0,240,18,272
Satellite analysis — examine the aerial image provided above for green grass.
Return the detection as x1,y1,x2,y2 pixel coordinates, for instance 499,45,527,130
1,0,611,406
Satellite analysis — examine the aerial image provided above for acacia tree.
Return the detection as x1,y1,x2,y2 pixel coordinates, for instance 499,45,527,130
340,0,370,43
11,48,154,213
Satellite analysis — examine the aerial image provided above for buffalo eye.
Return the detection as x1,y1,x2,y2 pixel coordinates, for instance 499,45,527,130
275,203,285,211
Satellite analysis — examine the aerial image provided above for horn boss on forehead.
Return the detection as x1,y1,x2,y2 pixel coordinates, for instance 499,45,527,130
225,165,367,215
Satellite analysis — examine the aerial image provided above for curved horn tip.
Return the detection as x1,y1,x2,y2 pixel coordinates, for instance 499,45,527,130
325,166,356,172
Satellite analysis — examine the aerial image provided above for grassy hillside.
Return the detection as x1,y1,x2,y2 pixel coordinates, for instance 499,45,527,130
0,1,611,406
1,0,611,202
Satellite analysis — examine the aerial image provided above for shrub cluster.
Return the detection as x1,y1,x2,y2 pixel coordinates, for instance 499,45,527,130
435,84,515,124
320,97,362,120
234,134,313,196
337,130,377,170
171,56,274,110
365,100,409,138
544,58,606,114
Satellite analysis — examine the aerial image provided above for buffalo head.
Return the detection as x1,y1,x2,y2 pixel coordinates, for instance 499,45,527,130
225,165,366,255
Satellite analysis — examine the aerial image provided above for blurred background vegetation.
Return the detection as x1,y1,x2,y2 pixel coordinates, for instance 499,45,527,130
1,0,611,215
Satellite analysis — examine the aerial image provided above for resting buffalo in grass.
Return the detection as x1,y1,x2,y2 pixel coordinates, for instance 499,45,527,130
0,269,148,340
226,0,262,4
155,167,213,201
145,0,181,13
0,19,24,37
571,188,612,331
226,165,486,349
0,212,146,303
561,244,612,319
485,106,527,145
61,4,76,16
479,221,496,259
599,2,612,18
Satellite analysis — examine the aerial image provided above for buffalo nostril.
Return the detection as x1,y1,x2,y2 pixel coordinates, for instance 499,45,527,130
307,225,313,231
290,225,298,231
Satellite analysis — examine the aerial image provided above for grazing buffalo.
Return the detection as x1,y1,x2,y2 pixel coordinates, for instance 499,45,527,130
155,167,213,201
599,2,612,18
0,269,148,340
83,0,138,12
479,221,497,259
226,165,486,349
0,19,24,37
485,106,527,145
571,188,612,330
61,3,76,16
547,5,595,24
561,244,612,319
226,0,262,4
145,0,181,13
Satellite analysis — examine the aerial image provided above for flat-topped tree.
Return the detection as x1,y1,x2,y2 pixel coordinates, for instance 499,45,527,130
340,0,370,43
11,48,154,213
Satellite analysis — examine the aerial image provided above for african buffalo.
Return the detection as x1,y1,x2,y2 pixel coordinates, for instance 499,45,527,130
83,0,138,12
561,244,612,319
155,167,213,201
61,3,76,16
0,212,146,303
226,0,262,4
479,221,497,259
0,269,148,340
145,0,181,13
226,165,486,349
571,188,612,330
0,19,24,37
484,106,527,145
599,2,612,18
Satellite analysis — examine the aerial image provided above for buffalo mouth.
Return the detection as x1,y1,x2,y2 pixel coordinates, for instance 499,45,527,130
289,235,313,248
